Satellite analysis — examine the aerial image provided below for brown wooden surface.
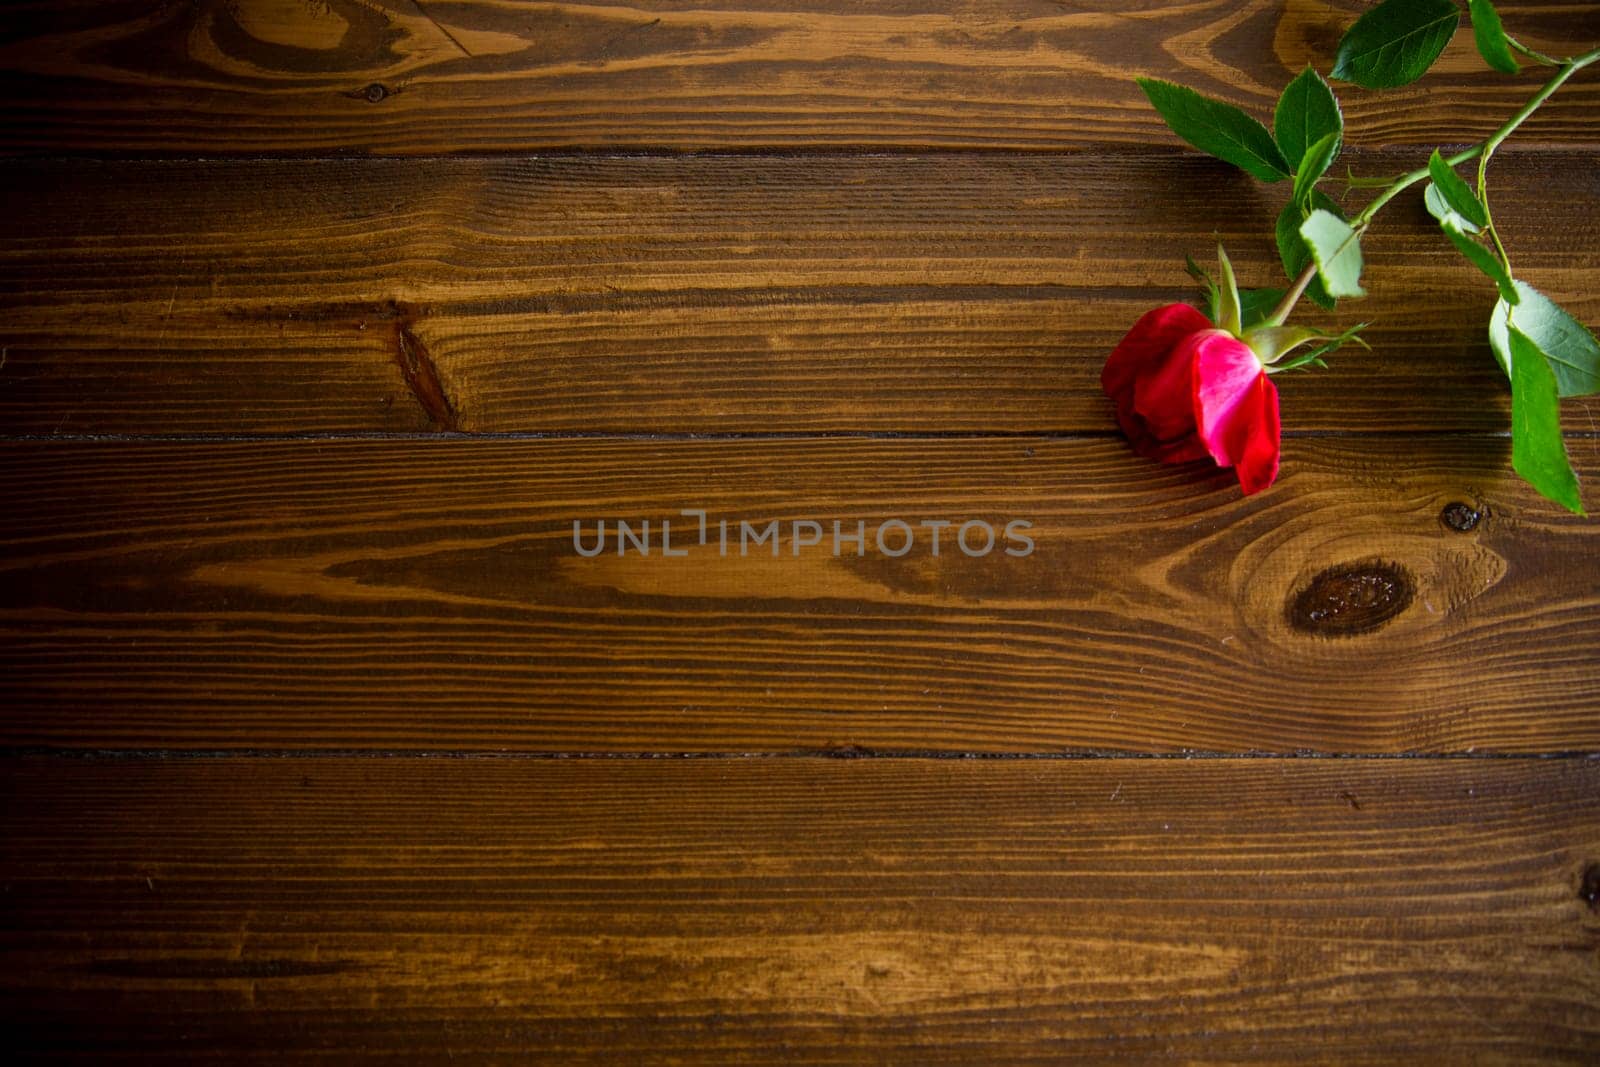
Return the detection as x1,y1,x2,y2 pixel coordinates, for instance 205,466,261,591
3,756,1598,1063
2,151,1598,435
3,435,1599,754
0,0,1598,154
3,0,1600,1059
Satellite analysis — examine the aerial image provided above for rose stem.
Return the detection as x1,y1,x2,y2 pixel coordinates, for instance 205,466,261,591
1265,46,1600,329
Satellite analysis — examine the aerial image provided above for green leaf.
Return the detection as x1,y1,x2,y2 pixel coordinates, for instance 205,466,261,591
1332,0,1459,89
1489,281,1600,396
1291,132,1341,208
1509,325,1583,514
1275,192,1343,310
1137,78,1292,182
1437,216,1518,303
1239,287,1285,330
1469,0,1520,74
1300,209,1366,299
1274,67,1343,170
1424,182,1481,234
1426,150,1489,229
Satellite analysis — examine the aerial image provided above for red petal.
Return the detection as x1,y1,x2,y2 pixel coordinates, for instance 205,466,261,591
1102,304,1211,405
1101,304,1211,463
1132,334,1202,442
1137,430,1211,465
1233,375,1281,494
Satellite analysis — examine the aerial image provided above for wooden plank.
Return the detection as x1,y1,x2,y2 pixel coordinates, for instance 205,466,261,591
2,152,1598,435
3,434,1599,754
0,0,1597,154
1,755,1596,1062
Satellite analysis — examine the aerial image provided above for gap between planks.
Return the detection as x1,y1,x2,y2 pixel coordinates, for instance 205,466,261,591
3,748,1596,761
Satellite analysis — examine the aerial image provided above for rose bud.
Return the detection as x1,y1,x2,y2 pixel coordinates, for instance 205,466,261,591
1101,303,1281,495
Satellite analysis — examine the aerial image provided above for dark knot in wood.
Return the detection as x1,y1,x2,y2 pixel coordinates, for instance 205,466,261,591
393,319,459,432
1440,502,1482,532
1287,561,1415,637
1581,863,1600,911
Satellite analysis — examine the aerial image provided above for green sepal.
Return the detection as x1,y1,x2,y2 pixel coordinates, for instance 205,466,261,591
1245,325,1330,364
1214,243,1243,336
1263,322,1370,372
1188,253,1274,333
1185,253,1220,324
1273,356,1329,372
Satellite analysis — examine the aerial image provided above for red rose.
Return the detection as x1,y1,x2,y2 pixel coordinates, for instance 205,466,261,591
1101,303,1281,495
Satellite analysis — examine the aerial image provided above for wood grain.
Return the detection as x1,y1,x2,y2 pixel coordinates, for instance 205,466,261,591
3,434,1599,754
2,755,1596,1062
4,0,1598,1057
2,151,1598,435
0,0,1597,154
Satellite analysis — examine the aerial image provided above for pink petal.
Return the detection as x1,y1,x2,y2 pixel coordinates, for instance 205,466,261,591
1190,333,1280,495
1190,331,1265,468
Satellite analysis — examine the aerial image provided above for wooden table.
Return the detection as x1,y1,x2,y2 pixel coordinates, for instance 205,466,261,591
2,0,1599,1060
